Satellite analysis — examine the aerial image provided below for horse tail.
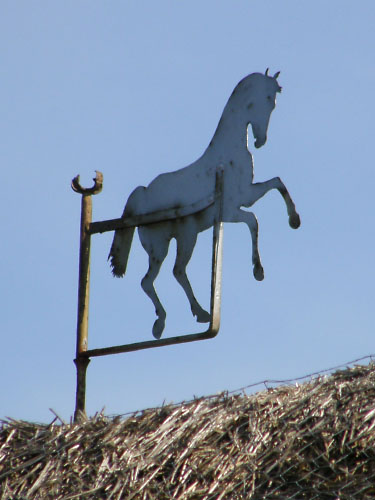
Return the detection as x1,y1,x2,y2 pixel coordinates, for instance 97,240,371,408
108,185,146,277
108,226,135,277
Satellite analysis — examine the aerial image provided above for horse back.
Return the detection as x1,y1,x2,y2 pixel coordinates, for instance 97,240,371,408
128,159,217,216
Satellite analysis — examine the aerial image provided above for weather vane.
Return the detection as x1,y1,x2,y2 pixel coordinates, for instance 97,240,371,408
108,68,300,338
72,69,300,420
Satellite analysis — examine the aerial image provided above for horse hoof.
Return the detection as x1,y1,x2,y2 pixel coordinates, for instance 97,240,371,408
289,213,301,229
152,318,165,339
195,309,211,323
253,264,264,281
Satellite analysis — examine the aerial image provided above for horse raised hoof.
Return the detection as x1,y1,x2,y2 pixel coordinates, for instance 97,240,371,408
194,308,211,324
253,263,264,281
289,213,301,229
152,317,166,339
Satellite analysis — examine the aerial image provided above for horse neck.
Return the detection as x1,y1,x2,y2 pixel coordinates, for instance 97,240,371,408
207,104,249,155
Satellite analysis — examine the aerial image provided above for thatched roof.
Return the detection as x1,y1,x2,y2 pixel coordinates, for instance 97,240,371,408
2,362,375,499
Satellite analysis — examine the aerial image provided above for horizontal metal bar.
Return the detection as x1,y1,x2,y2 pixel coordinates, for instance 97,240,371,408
89,195,216,234
81,221,223,358
81,327,219,358
89,216,133,234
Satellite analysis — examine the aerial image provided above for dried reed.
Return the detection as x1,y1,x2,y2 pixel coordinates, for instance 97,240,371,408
2,363,375,499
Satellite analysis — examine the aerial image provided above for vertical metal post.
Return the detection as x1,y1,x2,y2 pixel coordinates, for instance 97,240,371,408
209,167,224,334
71,172,103,422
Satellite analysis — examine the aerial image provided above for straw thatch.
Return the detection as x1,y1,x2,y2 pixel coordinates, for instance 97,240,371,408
2,362,375,499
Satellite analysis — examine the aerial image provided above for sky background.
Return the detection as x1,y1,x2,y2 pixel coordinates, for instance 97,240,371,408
2,1,375,423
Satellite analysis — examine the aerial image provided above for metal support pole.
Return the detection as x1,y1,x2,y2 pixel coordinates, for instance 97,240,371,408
73,356,90,422
71,172,103,422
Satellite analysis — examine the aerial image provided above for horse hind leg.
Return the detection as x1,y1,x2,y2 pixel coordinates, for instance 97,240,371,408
173,229,211,324
228,209,264,281
139,227,170,339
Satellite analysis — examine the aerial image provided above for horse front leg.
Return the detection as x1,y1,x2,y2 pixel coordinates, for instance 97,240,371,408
227,209,264,281
251,177,301,229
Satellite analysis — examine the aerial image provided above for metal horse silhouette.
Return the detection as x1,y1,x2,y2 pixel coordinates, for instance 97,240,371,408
109,70,300,339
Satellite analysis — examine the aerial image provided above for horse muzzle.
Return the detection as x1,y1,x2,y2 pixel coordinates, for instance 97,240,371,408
250,123,267,149
254,136,267,148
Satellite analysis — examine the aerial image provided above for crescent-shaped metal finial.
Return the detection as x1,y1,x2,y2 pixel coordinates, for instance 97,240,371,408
71,170,103,195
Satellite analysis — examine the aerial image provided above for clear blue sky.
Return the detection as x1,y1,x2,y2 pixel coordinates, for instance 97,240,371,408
2,1,374,423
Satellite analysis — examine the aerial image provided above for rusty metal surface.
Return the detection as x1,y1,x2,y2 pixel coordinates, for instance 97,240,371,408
75,194,91,356
72,172,103,421
73,357,90,422
71,171,103,195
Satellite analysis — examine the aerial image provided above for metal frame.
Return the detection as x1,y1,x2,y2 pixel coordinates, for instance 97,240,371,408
71,169,224,422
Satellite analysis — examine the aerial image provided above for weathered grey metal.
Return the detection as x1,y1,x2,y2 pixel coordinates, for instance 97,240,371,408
109,70,300,339
72,171,103,422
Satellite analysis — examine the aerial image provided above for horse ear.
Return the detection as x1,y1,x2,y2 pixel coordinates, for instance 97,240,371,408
265,68,269,76
273,71,280,79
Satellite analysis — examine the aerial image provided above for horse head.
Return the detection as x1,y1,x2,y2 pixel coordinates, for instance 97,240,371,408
231,69,282,149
